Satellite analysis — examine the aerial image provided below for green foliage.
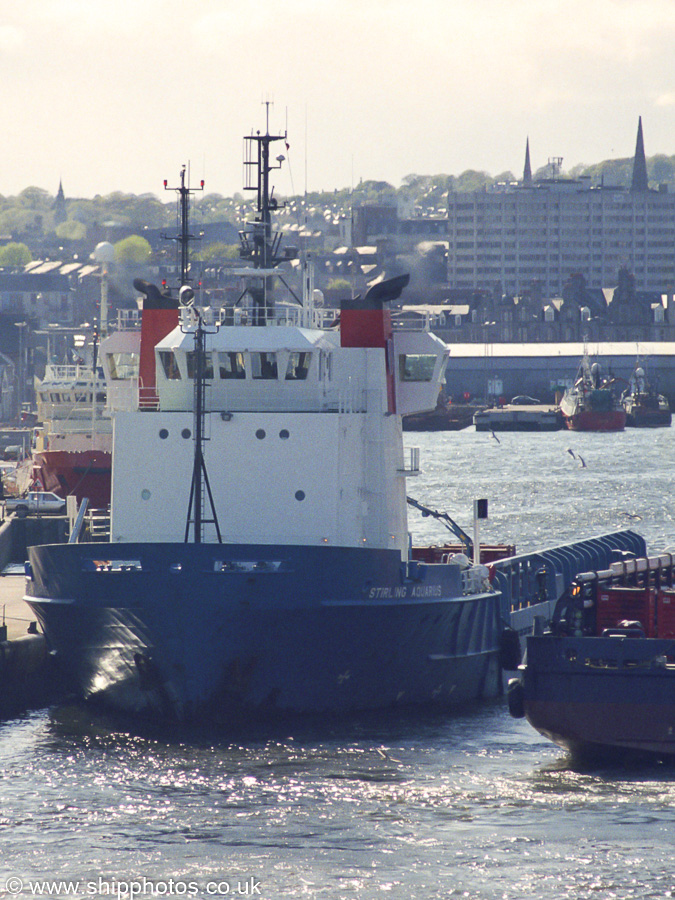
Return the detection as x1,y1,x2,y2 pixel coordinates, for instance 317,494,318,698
194,242,240,262
352,180,397,205
325,278,352,291
17,186,51,210
450,170,495,192
55,220,87,241
0,242,32,267
114,235,152,265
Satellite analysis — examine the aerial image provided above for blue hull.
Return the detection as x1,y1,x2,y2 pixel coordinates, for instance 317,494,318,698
517,635,675,760
26,542,503,722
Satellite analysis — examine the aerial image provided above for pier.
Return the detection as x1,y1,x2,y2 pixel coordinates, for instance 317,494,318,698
473,404,563,432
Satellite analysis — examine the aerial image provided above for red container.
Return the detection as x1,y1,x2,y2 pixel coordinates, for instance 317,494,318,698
596,586,656,637
657,589,675,639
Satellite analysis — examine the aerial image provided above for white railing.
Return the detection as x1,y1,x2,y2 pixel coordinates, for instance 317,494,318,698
398,446,420,475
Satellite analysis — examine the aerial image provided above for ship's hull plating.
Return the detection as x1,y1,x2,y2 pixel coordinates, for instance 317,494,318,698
33,449,111,508
561,408,626,432
624,405,672,428
520,635,675,761
26,542,503,722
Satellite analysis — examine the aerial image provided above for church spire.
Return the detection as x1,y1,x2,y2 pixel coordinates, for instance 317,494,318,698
54,178,67,225
523,137,532,186
630,117,649,192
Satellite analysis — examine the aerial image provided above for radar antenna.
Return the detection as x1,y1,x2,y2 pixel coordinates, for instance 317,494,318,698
239,117,287,324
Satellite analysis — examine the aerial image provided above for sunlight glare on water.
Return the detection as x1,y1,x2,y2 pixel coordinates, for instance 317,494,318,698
0,429,674,899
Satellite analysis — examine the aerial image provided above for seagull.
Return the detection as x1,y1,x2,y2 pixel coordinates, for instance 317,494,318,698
566,448,576,459
622,512,643,521
578,455,587,468
490,430,501,444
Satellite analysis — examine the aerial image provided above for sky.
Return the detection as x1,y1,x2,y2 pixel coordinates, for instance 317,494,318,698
2,0,675,200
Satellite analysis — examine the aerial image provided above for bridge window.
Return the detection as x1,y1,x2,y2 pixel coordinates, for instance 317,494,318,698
218,351,246,379
398,354,437,382
285,351,311,381
251,352,278,380
186,351,214,380
159,350,181,380
107,351,139,380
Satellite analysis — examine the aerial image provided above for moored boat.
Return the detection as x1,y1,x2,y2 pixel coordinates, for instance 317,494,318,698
24,124,513,723
559,350,626,432
31,361,112,508
508,552,675,762
622,365,672,428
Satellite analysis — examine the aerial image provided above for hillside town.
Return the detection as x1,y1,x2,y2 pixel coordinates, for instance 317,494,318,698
0,117,674,417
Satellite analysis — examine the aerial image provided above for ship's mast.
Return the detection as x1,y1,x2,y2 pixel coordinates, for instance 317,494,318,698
240,105,287,325
164,167,220,545
163,165,204,289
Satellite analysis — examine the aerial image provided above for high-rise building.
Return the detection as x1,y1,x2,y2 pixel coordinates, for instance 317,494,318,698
446,119,675,296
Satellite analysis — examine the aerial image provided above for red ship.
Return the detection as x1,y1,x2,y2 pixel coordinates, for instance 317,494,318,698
31,362,113,508
559,350,626,432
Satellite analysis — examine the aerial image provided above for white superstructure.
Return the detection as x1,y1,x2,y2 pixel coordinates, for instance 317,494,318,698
109,306,448,555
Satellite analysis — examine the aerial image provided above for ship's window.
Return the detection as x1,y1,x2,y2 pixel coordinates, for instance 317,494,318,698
186,351,214,380
285,351,311,381
251,352,278,380
218,351,246,379
279,429,289,439
181,428,191,439
50,393,60,402
295,490,305,501
74,391,88,402
255,429,266,440
107,351,139,380
399,354,437,382
159,429,168,439
159,350,181,380
96,393,105,403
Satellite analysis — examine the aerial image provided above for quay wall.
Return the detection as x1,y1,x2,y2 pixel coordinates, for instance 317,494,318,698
438,340,675,402
0,514,69,719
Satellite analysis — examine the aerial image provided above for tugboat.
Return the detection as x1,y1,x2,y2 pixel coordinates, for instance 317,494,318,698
622,365,672,428
24,120,511,722
559,349,626,432
508,552,675,762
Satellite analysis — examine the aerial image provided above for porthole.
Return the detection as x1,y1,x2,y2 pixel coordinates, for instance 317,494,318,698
181,428,191,439
295,490,305,501
141,489,151,501
255,429,266,440
279,429,289,440
159,428,168,440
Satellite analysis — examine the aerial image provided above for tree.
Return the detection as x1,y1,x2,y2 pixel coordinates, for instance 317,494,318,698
17,186,51,210
194,242,240,263
325,278,351,291
56,220,86,241
114,235,152,265
0,242,31,267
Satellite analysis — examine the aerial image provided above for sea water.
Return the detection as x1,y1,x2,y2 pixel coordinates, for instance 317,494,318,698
1,427,674,900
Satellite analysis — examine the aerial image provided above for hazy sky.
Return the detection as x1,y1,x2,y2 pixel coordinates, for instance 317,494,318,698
2,0,675,200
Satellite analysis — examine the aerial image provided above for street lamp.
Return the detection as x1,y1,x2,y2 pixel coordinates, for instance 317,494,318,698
93,241,115,337
16,321,27,419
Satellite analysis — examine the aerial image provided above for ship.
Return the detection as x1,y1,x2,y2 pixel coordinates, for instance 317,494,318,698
559,350,626,432
622,365,672,428
23,123,514,723
31,358,112,508
508,552,675,763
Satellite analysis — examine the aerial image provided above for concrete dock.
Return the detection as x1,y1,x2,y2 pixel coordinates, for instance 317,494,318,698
1,573,39,641
0,516,70,718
